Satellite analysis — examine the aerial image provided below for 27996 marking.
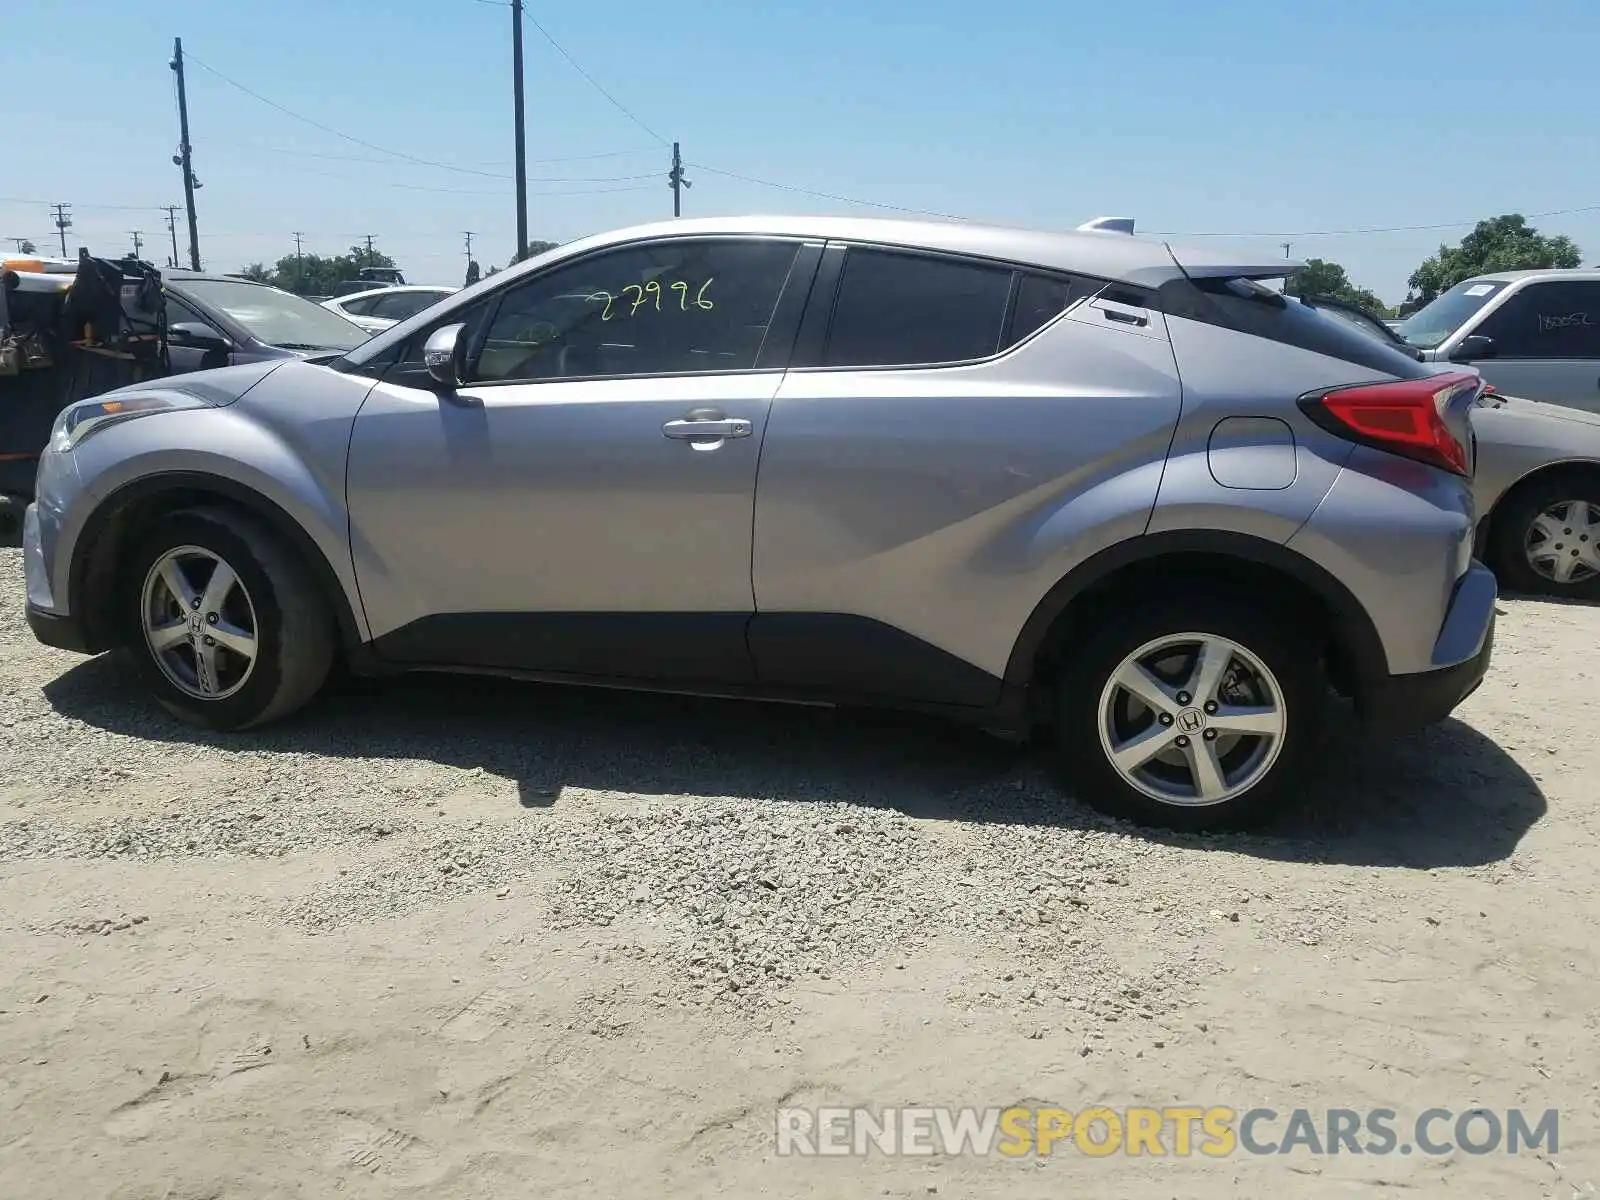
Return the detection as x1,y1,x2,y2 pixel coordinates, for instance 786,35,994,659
586,278,715,320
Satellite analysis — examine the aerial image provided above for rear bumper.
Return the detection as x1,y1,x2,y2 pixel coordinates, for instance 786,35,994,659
1359,560,1496,735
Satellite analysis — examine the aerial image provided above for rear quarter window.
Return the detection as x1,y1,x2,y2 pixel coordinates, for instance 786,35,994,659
1155,276,1430,378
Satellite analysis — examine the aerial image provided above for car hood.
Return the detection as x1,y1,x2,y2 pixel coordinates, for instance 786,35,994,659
96,358,294,408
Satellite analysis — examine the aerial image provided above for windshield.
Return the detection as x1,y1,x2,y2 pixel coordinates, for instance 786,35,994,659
178,278,371,352
1394,280,1507,349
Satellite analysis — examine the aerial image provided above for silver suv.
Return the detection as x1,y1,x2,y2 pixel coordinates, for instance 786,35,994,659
1395,268,1600,413
21,216,1496,830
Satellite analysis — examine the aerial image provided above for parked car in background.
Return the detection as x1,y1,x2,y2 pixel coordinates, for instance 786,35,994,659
322,285,458,335
163,271,372,373
331,266,408,297
21,215,1495,832
1292,292,1600,599
1393,269,1600,413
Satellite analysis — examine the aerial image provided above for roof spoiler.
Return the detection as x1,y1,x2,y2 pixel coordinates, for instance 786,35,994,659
1076,216,1136,235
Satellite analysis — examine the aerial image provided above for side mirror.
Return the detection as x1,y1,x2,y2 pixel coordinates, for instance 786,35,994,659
1449,334,1496,362
423,323,467,389
168,321,232,353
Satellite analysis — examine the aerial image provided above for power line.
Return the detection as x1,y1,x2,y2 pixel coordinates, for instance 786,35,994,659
1147,204,1600,239
0,196,162,212
272,163,653,197
184,51,514,180
191,139,655,183
687,163,968,220
520,11,667,144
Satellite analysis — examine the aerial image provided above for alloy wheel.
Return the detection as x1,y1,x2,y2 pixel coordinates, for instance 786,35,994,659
1096,632,1286,807
140,545,260,700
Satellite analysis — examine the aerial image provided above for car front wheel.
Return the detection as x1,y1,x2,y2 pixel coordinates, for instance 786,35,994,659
119,507,335,730
1054,595,1327,831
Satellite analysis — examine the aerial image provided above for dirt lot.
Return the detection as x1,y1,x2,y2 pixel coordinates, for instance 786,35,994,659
2,543,1597,1199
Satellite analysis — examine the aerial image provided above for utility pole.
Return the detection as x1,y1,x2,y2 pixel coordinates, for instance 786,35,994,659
668,142,691,217
292,231,305,291
463,230,475,268
362,234,376,267
510,0,528,261
6,237,32,252
51,203,72,257
170,37,202,270
130,230,144,259
162,205,181,268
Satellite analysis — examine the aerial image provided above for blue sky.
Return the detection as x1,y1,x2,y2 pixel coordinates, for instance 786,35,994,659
6,0,1599,301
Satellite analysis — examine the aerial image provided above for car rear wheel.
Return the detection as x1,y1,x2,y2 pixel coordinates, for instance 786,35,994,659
1488,474,1600,600
1052,595,1327,831
119,507,335,730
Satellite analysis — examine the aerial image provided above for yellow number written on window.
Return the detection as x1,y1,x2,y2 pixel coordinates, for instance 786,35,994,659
584,278,714,320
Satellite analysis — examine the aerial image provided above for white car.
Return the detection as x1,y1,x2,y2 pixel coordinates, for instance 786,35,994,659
321,285,458,334
1393,268,1600,414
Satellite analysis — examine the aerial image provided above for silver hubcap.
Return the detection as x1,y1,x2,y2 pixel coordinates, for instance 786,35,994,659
1097,632,1287,808
140,546,259,700
1525,499,1600,585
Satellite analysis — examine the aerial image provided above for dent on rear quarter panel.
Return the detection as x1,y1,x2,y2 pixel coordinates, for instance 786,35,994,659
1148,315,1368,541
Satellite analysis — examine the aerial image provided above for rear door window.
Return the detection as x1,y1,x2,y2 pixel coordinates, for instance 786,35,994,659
1471,281,1600,359
1002,271,1103,348
823,248,1014,367
372,291,443,321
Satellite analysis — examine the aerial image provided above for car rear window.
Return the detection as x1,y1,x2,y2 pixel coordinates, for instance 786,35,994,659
1154,275,1431,377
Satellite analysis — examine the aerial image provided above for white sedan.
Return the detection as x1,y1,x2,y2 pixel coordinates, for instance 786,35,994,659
321,285,458,334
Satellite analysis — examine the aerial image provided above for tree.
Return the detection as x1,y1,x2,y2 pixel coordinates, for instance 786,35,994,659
507,239,560,267
16,239,36,254
237,246,402,296
1405,215,1581,308
1285,258,1389,316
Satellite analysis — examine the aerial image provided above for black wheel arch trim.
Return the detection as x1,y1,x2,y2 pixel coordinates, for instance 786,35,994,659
68,470,368,662
1002,528,1390,691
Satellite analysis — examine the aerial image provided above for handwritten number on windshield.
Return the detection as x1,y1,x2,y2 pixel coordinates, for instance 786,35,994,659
586,278,714,320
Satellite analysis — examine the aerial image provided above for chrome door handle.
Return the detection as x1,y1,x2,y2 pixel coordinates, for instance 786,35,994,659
662,417,752,440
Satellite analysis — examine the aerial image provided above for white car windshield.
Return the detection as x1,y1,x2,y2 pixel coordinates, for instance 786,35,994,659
180,279,370,352
1393,280,1507,349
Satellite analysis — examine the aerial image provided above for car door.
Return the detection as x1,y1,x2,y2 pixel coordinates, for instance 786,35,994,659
1453,280,1600,412
346,234,820,685
750,244,1183,706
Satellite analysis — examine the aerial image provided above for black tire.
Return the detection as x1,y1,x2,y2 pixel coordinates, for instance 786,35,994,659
117,506,335,730
1486,472,1600,601
1051,593,1328,832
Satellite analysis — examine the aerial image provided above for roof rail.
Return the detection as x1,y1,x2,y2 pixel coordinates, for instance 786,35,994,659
1076,216,1136,235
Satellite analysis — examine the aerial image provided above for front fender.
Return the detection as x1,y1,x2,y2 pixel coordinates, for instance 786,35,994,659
63,363,375,642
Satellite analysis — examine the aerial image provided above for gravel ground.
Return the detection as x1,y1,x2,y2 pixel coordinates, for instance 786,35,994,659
2,542,1597,1198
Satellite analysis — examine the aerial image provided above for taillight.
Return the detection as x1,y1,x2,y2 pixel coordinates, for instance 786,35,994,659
1298,371,1479,476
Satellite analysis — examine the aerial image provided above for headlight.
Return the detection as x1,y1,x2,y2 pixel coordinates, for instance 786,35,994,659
50,392,210,453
